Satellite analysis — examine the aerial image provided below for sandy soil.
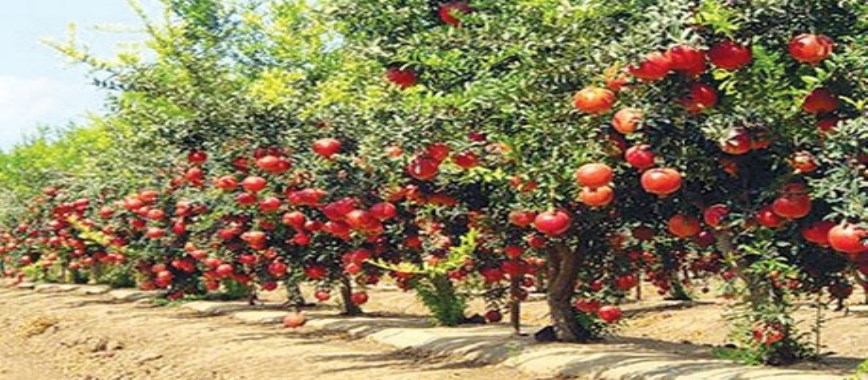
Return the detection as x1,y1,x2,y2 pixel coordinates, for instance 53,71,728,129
0,288,532,380
261,281,868,369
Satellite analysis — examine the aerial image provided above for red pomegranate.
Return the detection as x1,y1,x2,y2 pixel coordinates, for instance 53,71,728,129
578,185,614,207
313,138,341,158
755,205,786,228
628,51,672,81
597,305,623,323
612,108,643,135
641,168,682,196
771,194,812,219
385,68,418,89
407,158,440,180
667,44,706,77
708,40,752,70
828,223,867,254
241,176,267,193
624,144,655,170
703,204,730,228
680,82,718,113
800,220,835,246
788,34,834,64
283,312,306,328
668,214,701,238
573,87,616,114
574,163,613,188
534,210,571,236
802,88,839,114
438,1,471,27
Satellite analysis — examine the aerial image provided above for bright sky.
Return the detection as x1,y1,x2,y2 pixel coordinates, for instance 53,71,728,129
0,0,160,150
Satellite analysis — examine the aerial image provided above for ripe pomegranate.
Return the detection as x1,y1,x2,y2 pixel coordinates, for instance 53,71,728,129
616,274,639,291
755,205,786,228
314,290,331,302
802,88,839,114
788,34,833,64
283,312,306,328
504,246,524,260
485,309,503,323
771,194,812,219
578,185,614,207
259,197,282,213
313,138,341,158
241,176,267,193
351,291,369,305
667,44,706,76
720,129,752,155
407,158,439,180
680,82,718,113
790,151,818,173
573,87,616,114
628,51,671,81
509,210,536,227
640,168,682,196
575,163,613,188
624,144,655,170
385,68,418,89
369,202,397,221
708,40,752,70
187,150,208,164
816,116,841,133
612,108,643,135
534,211,571,236
828,223,868,254
452,150,479,169
800,220,835,246
597,305,623,323
438,1,471,27
703,204,730,228
304,265,327,280
668,214,701,238
573,299,601,313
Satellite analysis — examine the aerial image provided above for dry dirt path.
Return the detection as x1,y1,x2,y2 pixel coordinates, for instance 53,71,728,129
0,288,531,380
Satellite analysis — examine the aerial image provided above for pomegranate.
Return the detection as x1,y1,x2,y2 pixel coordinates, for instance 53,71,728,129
802,88,839,114
534,211,571,236
438,1,471,27
612,108,643,135
800,220,835,246
771,194,812,219
640,168,682,196
597,305,623,323
283,312,306,328
312,138,341,158
628,51,671,81
703,204,730,228
573,87,616,114
788,34,833,64
574,163,613,188
680,82,718,113
624,144,655,170
828,223,867,254
578,185,614,207
668,214,701,238
385,68,418,89
708,40,752,70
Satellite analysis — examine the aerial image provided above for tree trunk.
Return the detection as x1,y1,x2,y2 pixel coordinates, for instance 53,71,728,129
285,281,309,307
339,276,362,316
545,243,591,342
509,277,522,335
667,276,692,301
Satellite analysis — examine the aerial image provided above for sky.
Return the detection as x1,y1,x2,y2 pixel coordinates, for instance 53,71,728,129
0,0,160,150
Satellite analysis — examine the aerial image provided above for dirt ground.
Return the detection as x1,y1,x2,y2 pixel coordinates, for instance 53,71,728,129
1,282,864,380
262,281,867,369
0,288,531,380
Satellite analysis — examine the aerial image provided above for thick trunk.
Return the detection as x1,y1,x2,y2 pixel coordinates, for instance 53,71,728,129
667,276,692,301
339,276,362,316
544,243,591,342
